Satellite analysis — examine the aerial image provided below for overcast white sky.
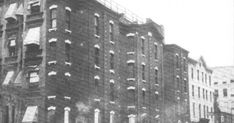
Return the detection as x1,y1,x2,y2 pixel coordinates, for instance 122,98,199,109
112,0,234,67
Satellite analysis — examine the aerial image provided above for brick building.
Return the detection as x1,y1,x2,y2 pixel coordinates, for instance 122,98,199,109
163,44,190,123
0,0,164,123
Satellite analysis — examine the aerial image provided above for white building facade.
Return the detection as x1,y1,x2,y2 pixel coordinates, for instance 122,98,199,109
212,66,234,113
188,57,214,123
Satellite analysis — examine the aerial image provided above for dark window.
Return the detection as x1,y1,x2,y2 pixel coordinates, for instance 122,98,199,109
198,87,200,98
65,43,71,62
154,44,158,59
205,74,207,84
192,85,194,96
223,89,227,97
206,90,208,100
209,76,211,85
197,70,199,80
223,81,227,84
141,38,145,55
7,36,17,57
128,89,135,104
110,83,115,101
94,16,99,36
199,104,201,118
50,8,57,29
142,90,146,104
176,77,180,89
193,103,195,117
191,68,194,79
110,53,114,70
94,48,99,66
203,89,205,99
109,23,114,41
4,106,9,123
231,80,234,83
202,72,204,82
29,1,40,14
183,58,186,71
214,82,218,85
215,89,219,97
95,79,99,88
176,55,179,68
184,79,187,92
203,105,206,118
142,65,145,80
155,69,158,84
65,9,71,30
12,105,15,123
128,63,134,78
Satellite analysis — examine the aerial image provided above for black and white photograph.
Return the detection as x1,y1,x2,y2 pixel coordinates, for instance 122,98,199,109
0,0,233,123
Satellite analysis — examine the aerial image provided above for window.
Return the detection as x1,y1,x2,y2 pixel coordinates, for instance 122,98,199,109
110,83,115,101
50,8,57,29
94,15,99,36
183,58,186,71
29,71,39,83
223,89,227,97
199,104,201,118
198,87,200,98
215,89,219,97
205,74,207,84
128,89,135,105
4,106,9,123
176,77,180,89
29,0,40,14
209,76,211,86
192,85,194,96
203,105,206,118
176,55,179,68
94,78,99,93
231,80,234,83
94,48,100,66
154,44,158,59
128,63,134,78
142,90,146,104
110,53,114,70
197,70,199,80
65,9,71,30
202,72,204,82
155,69,158,84
214,82,218,85
7,36,17,57
184,79,187,92
193,103,195,117
12,105,15,123
206,90,208,100
142,65,145,80
141,38,145,55
65,43,71,62
223,81,227,84
191,68,194,79
109,22,114,41
203,89,205,99
210,91,212,101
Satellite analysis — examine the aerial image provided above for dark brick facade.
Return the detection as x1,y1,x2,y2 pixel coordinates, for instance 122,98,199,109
0,0,164,123
163,44,190,123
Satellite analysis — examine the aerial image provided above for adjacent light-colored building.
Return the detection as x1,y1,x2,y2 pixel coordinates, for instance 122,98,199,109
212,66,234,113
188,57,214,123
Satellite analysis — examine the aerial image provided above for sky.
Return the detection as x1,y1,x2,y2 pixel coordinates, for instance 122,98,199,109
111,0,234,67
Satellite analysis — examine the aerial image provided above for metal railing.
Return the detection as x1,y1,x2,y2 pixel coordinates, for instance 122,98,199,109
96,0,145,24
